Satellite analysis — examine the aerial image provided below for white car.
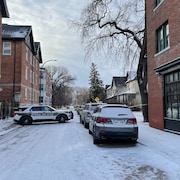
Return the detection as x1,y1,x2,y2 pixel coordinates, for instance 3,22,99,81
89,104,138,144
80,102,105,128
14,105,72,125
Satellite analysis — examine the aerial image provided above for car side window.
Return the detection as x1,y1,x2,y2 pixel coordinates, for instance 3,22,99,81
93,107,98,113
43,106,55,111
31,107,42,111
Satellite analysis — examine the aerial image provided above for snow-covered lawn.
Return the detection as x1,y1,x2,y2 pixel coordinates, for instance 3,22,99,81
0,111,180,180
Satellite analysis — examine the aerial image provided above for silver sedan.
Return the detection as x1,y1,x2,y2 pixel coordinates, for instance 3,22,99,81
89,104,138,144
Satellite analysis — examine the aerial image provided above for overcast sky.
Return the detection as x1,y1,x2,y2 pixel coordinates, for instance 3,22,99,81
3,0,125,87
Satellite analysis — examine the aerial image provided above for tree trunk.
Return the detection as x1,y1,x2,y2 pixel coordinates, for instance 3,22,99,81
137,30,148,122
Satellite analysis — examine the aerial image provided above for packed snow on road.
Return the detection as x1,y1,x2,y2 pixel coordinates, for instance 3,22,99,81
0,111,180,180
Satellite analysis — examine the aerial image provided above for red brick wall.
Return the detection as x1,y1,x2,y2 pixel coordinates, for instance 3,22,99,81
0,40,40,105
0,14,2,79
147,0,180,129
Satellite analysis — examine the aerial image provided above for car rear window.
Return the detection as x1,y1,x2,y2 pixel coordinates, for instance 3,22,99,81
101,106,133,116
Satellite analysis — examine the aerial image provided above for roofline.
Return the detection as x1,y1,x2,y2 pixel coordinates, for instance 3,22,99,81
1,0,10,18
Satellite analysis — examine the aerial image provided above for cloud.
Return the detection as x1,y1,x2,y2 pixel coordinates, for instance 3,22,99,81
3,0,122,87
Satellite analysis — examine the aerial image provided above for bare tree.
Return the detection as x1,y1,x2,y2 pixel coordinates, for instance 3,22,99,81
47,66,76,107
75,0,148,121
73,87,89,105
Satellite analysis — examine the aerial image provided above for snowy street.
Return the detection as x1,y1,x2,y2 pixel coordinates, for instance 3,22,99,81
0,111,180,180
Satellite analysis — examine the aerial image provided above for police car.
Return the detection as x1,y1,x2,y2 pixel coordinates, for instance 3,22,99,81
14,105,73,125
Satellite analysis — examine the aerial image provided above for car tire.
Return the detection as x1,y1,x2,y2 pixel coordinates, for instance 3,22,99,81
20,116,32,125
93,134,100,144
80,116,83,124
130,138,138,143
84,121,89,129
70,111,74,119
84,121,88,129
57,115,66,123
93,128,100,144
89,129,92,135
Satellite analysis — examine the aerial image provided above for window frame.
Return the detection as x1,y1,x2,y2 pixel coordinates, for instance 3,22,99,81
3,42,11,55
156,22,169,53
156,0,162,6
164,70,180,119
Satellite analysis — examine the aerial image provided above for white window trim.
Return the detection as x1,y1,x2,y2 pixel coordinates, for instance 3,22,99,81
154,0,164,12
3,42,11,55
25,67,28,80
154,46,170,57
26,47,28,61
156,22,169,54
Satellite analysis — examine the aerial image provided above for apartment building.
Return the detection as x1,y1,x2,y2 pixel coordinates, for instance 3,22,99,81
0,0,9,79
146,0,180,133
39,67,52,105
0,24,42,106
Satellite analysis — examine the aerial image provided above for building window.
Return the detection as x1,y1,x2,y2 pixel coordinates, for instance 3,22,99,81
25,67,28,80
3,42,11,55
40,71,44,78
164,71,180,119
32,72,34,84
26,47,28,61
30,70,32,83
156,22,169,53
30,54,33,66
25,88,28,100
39,96,43,103
155,0,162,6
40,84,43,91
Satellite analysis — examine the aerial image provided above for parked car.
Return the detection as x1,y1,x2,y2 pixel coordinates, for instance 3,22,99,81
80,102,105,128
14,105,72,125
89,104,138,144
74,105,84,115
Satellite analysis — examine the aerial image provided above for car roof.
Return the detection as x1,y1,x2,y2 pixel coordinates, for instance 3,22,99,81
86,102,105,105
99,104,128,108
19,105,51,109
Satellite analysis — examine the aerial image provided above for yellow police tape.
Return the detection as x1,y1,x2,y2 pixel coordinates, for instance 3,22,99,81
129,104,148,108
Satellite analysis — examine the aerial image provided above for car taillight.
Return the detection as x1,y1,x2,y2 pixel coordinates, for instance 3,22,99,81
97,117,112,123
126,118,137,124
14,112,18,116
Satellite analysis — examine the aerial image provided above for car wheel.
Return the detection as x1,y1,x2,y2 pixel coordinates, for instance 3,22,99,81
84,121,89,129
70,111,74,119
93,127,100,144
20,116,32,125
93,134,100,144
89,129,92,135
130,138,138,143
58,115,66,123
80,116,82,124
84,121,88,129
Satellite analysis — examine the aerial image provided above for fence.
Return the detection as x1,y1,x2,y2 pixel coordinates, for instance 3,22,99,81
0,100,15,119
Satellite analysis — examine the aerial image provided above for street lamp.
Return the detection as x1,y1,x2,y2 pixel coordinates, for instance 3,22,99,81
41,59,57,68
39,59,57,104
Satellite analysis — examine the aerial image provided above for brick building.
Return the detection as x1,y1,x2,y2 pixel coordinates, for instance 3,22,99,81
0,0,9,79
0,24,42,107
39,67,52,105
146,0,180,133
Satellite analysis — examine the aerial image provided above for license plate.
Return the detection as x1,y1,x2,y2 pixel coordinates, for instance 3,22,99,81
113,119,126,124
